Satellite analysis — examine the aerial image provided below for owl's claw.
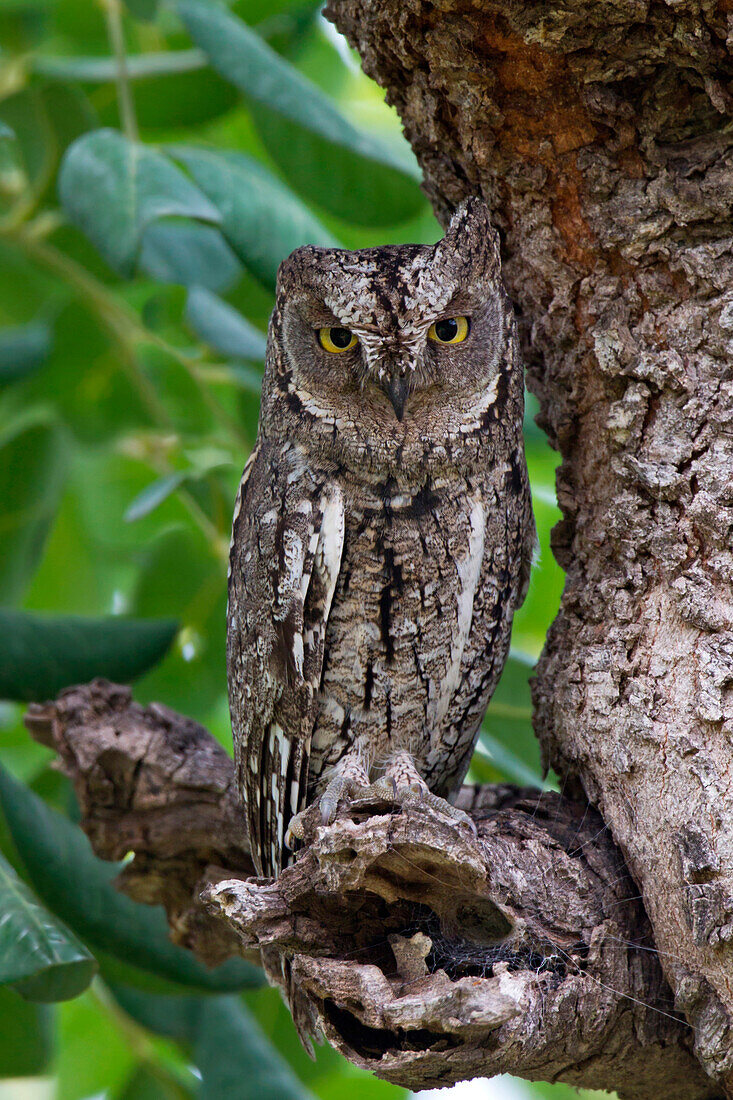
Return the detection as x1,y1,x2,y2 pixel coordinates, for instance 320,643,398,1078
361,776,478,838
285,768,370,849
285,756,478,851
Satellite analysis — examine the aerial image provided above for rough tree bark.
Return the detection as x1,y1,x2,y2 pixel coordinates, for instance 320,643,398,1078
26,682,716,1097
320,0,733,1092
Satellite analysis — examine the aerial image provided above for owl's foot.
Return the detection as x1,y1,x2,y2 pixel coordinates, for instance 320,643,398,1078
365,752,478,838
365,777,477,835
285,758,370,848
285,753,478,850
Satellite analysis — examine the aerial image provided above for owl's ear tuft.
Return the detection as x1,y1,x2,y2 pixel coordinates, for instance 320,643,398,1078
443,197,501,285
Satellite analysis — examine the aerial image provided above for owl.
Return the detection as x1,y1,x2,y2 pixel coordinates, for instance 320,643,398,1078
227,199,535,879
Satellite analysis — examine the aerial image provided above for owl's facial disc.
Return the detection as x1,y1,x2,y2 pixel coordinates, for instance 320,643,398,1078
301,305,479,422
375,315,472,420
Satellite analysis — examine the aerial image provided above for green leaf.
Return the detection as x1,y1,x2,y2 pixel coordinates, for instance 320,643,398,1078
111,983,203,1043
117,1064,196,1100
139,222,242,292
34,51,237,130
0,411,66,606
173,147,337,287
96,947,220,998
195,996,314,1100
0,850,96,1001
116,987,315,1100
59,129,222,276
478,651,543,787
473,734,542,788
0,765,262,992
138,343,214,436
0,609,178,702
132,64,239,129
56,990,137,1100
175,0,413,177
113,986,314,1100
35,49,206,82
175,0,422,223
253,106,424,226
0,88,51,187
186,286,267,360
125,462,237,525
0,987,52,1076
128,526,228,720
0,84,96,206
228,362,265,394
124,472,190,523
0,319,52,385
513,437,564,656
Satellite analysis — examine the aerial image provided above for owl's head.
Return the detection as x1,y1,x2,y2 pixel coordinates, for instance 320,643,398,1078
262,198,521,478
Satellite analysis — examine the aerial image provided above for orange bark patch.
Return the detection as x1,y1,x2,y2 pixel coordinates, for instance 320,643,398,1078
479,14,600,269
617,147,646,179
480,15,598,162
551,171,596,268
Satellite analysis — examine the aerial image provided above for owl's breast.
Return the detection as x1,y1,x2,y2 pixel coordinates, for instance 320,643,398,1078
308,475,506,785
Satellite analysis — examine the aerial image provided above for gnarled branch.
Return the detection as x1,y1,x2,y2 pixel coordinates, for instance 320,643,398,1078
25,682,716,1098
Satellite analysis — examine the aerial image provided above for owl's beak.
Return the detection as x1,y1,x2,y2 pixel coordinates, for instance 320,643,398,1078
385,374,409,421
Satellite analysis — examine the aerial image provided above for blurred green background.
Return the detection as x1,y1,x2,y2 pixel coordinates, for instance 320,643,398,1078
0,0,610,1097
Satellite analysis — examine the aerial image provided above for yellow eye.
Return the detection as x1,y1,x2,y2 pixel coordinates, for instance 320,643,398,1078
428,316,470,345
318,326,358,353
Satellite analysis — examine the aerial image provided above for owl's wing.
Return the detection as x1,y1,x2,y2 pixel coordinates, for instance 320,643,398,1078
227,443,344,877
435,470,536,798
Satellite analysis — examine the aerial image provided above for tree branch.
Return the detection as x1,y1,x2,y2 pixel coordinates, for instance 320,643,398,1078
25,679,254,967
25,681,717,1098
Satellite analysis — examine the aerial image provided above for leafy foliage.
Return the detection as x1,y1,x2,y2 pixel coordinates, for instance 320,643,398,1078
0,850,96,1002
0,0,582,1097
0,609,178,701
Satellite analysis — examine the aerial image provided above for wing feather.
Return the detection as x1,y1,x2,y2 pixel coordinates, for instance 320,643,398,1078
227,443,344,876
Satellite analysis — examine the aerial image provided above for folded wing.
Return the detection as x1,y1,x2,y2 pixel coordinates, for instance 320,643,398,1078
227,444,344,877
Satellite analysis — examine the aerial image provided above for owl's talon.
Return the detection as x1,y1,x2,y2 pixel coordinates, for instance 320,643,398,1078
284,813,306,849
357,772,478,837
296,767,372,835
420,793,479,838
320,795,339,826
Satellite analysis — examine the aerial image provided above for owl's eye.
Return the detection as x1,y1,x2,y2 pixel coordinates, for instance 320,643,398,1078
318,327,358,353
428,316,470,345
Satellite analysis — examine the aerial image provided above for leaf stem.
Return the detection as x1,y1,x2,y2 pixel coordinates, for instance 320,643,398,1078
102,0,139,143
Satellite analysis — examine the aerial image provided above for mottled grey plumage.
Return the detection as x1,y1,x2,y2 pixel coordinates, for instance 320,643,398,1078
227,200,535,878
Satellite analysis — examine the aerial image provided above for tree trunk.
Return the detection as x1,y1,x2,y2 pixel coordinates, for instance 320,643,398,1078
323,0,733,1091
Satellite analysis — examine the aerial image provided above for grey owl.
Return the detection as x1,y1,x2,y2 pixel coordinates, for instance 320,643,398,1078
227,199,535,879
